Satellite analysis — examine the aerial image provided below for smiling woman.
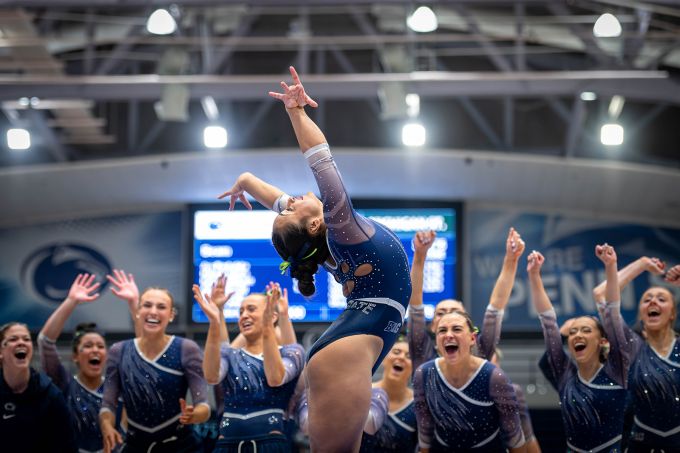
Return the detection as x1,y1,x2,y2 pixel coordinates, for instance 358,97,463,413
530,245,631,453
0,322,77,453
194,281,304,452
413,311,526,452
38,273,125,453
99,273,210,453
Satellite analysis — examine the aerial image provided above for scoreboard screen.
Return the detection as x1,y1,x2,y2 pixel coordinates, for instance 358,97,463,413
191,203,460,323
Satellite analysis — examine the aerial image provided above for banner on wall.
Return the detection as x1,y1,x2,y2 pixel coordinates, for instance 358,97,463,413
468,209,680,331
0,212,182,332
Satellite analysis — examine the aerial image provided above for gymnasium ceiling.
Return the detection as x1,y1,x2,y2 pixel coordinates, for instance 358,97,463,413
0,0,679,169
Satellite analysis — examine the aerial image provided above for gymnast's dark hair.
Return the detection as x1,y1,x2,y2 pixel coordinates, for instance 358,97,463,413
72,322,105,353
272,220,330,297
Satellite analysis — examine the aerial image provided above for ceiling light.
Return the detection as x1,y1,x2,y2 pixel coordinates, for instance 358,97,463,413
608,95,625,120
402,123,426,147
580,92,597,101
405,94,420,118
204,126,228,149
7,128,30,150
407,6,438,33
600,123,624,146
146,9,177,36
593,13,621,38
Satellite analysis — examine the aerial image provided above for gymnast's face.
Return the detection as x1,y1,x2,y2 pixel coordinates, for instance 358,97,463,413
138,289,174,335
0,324,32,372
382,341,412,384
567,317,605,365
436,313,475,364
239,294,268,339
273,193,324,234
430,299,465,333
639,287,675,333
74,333,106,380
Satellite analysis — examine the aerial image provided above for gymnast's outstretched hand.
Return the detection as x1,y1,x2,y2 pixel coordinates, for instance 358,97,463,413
269,66,318,109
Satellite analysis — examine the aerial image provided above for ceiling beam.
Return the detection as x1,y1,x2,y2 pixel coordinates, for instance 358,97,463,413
3,0,558,6
0,71,675,104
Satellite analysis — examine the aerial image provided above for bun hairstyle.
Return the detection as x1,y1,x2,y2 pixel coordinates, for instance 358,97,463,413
72,322,105,353
272,220,330,297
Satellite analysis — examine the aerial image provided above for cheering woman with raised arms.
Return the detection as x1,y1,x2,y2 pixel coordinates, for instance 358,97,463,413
219,67,411,452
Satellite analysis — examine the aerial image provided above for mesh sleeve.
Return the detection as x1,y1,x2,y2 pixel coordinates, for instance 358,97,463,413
295,388,310,435
413,365,434,449
489,366,525,449
217,342,231,384
304,143,373,245
513,383,535,442
538,309,569,390
408,305,435,373
181,339,209,406
280,344,305,385
37,333,70,392
364,387,388,435
601,301,633,387
100,341,123,415
478,304,504,360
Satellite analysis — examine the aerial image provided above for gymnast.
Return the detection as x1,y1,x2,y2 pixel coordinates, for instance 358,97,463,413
531,245,629,452
359,337,418,453
413,310,526,452
99,280,210,453
39,273,126,453
592,256,680,451
194,281,304,452
219,66,411,452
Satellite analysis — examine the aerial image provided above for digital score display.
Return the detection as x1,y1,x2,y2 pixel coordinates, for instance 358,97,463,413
191,205,458,323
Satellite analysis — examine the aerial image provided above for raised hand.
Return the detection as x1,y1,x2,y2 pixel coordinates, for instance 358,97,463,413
211,273,235,309
217,176,254,211
67,273,100,304
527,250,545,274
179,398,195,425
192,284,222,323
264,282,281,328
506,227,525,260
665,264,680,286
278,287,290,318
642,256,666,275
268,66,318,109
595,243,617,266
106,269,139,303
413,230,436,256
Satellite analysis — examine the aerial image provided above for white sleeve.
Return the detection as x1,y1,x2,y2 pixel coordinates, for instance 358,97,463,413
273,193,291,214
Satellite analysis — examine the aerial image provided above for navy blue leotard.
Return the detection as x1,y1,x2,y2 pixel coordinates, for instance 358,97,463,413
303,143,412,374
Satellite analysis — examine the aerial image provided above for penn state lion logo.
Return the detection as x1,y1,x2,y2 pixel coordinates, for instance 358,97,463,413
20,243,112,304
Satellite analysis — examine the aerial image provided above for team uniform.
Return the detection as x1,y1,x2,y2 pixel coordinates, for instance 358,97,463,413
39,333,124,453
538,303,629,453
213,343,304,452
414,359,524,452
300,143,412,374
101,336,209,453
612,314,680,450
408,304,503,372
360,397,418,453
0,367,77,453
